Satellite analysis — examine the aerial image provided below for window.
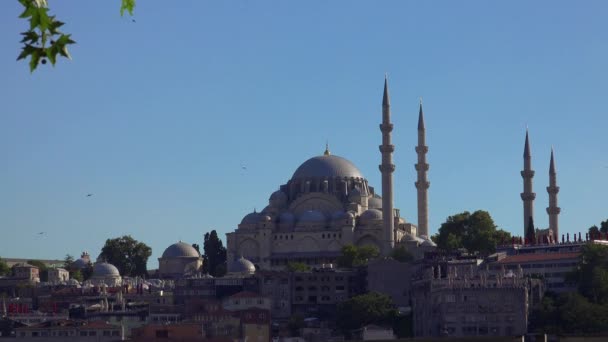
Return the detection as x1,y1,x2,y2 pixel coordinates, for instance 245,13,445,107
32,332,39,337
103,331,111,337
80,331,87,337
89,331,97,336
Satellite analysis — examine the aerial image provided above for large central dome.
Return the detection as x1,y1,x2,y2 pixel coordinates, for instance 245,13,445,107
291,154,364,180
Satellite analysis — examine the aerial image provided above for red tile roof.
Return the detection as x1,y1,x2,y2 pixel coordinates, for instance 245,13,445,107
497,252,580,264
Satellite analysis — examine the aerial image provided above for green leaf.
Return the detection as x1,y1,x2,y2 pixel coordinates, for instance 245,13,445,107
29,48,41,72
45,46,57,65
120,0,136,16
20,31,39,44
29,8,40,30
38,8,51,31
17,44,36,61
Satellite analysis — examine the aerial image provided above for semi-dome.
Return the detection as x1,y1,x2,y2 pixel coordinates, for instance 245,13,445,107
241,212,261,225
298,210,327,223
269,190,288,207
359,208,383,225
162,242,200,258
230,256,256,275
291,155,364,180
93,262,120,277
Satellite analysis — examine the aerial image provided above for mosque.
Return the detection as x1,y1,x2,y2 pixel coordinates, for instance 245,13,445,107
226,78,435,271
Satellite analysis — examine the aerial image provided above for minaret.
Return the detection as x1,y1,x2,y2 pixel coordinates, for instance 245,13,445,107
379,76,395,254
521,130,536,236
415,99,430,237
546,147,560,240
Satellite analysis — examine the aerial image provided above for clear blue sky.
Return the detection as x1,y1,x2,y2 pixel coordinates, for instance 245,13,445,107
1,1,607,268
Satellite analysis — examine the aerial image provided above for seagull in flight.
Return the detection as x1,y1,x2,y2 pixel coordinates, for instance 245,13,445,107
38,232,45,235
86,193,93,197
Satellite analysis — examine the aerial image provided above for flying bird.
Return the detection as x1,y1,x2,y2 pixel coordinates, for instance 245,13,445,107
38,232,45,235
86,193,93,197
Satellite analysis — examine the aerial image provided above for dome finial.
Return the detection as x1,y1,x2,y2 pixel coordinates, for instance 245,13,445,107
324,141,331,156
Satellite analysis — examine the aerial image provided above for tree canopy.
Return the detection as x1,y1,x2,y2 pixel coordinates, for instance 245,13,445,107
336,244,379,268
99,235,151,277
286,262,310,272
530,244,608,334
16,0,135,72
433,210,510,255
201,230,227,277
0,258,10,276
336,292,395,333
389,246,414,263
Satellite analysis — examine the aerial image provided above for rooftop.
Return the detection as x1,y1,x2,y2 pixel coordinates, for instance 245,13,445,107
497,252,580,264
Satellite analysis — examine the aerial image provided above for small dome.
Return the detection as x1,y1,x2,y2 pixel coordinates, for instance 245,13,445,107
93,262,120,278
162,242,200,258
260,215,272,223
292,155,364,181
299,210,327,223
359,209,383,225
72,258,89,269
269,191,288,208
419,235,437,247
402,234,424,244
368,195,382,209
240,212,261,225
230,257,256,275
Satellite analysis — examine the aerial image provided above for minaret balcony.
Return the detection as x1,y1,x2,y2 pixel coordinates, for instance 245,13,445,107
520,170,535,178
546,186,560,194
520,192,536,200
415,146,428,154
379,145,395,153
415,163,429,172
415,181,430,189
378,164,395,173
546,207,561,214
379,123,394,132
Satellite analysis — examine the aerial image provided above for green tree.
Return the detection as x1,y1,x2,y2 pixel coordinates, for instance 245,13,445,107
390,246,414,263
286,262,310,272
0,258,10,276
201,230,227,277
81,262,93,281
99,235,152,277
27,260,48,282
601,219,608,234
16,0,135,72
526,216,536,245
336,292,395,335
434,210,507,255
336,245,379,268
571,243,608,303
589,225,600,239
192,244,200,255
71,269,83,282
63,254,74,271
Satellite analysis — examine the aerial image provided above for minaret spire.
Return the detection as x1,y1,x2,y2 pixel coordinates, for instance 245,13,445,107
415,99,430,237
521,129,536,237
546,147,560,241
379,75,395,254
